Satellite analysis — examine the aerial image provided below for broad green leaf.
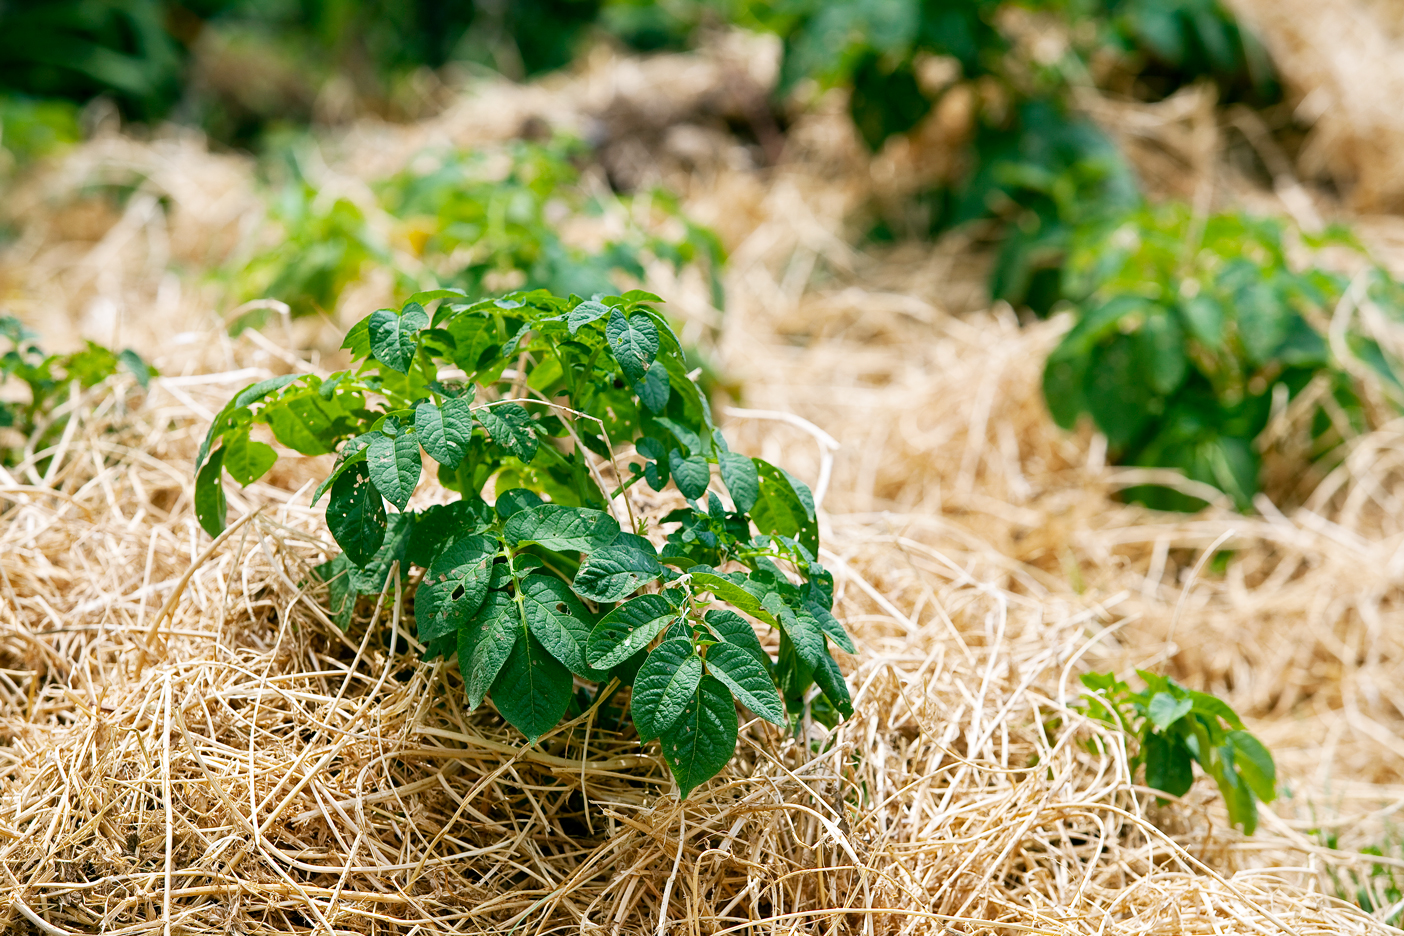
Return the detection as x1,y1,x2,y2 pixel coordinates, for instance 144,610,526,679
477,403,538,462
718,451,759,513
367,424,422,510
415,398,473,469
369,303,429,373
1179,294,1224,348
632,638,703,741
689,571,778,627
1143,732,1194,797
567,300,610,333
197,374,299,469
194,445,228,537
495,488,544,519
1146,691,1192,731
812,650,853,718
263,388,354,456
668,449,710,500
703,609,773,672
705,642,784,726
587,592,678,669
490,632,574,743
659,675,737,799
1227,730,1276,803
327,462,387,567
752,459,819,554
1182,686,1244,729
415,534,496,642
777,605,826,669
652,416,702,456
504,504,620,553
462,591,520,710
313,434,370,505
223,429,277,487
573,533,663,603
519,574,603,680
606,308,659,384
635,361,671,414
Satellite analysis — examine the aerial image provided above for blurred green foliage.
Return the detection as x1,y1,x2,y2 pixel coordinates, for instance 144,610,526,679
0,95,83,168
230,138,724,322
1045,206,1403,510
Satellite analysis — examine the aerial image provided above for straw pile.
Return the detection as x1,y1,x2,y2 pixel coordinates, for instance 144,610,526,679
3,26,1404,936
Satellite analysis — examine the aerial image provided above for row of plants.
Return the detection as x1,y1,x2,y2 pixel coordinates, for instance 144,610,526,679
226,137,723,326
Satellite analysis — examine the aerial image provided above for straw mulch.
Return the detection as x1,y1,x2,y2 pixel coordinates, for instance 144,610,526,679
3,28,1404,936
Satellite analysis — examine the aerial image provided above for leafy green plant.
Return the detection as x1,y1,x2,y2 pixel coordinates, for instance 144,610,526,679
193,288,853,797
230,139,724,324
1044,205,1404,510
1081,669,1276,833
0,315,153,465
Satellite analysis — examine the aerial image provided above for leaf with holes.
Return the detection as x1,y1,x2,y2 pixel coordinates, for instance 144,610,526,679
369,303,429,373
477,403,538,462
415,398,473,469
327,461,387,566
415,534,496,643
519,574,604,680
606,308,659,384
223,428,277,487
367,421,422,510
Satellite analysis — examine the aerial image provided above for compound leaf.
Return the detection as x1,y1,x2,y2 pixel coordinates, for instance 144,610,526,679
632,638,703,741
705,642,784,726
587,592,677,669
326,461,387,567
658,676,737,799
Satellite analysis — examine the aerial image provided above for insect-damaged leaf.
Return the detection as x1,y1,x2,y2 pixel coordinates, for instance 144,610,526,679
415,398,473,469
586,592,678,669
367,422,421,510
519,574,604,680
327,461,387,567
606,308,659,385
369,302,429,373
632,639,703,742
477,403,538,462
659,675,737,799
223,428,277,487
459,591,520,711
415,534,496,643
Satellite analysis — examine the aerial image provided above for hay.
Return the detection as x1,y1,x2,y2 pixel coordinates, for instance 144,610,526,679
2,32,1404,935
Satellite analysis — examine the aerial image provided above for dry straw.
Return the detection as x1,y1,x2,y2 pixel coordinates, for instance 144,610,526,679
2,28,1404,936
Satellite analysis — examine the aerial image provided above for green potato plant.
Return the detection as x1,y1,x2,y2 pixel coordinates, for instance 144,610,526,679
193,288,854,797
1045,205,1404,510
1081,670,1276,833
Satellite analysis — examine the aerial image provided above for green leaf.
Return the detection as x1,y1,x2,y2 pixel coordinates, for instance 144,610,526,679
658,675,738,799
326,462,387,567
1147,691,1192,731
197,374,299,470
263,387,354,456
369,303,429,373
504,504,620,553
573,533,663,603
461,591,520,710
1227,730,1276,803
477,403,538,462
1183,687,1244,730
752,459,819,554
407,499,494,567
1136,311,1187,396
118,349,152,389
690,572,778,627
669,449,711,500
1180,295,1224,347
718,452,759,513
703,609,773,672
1144,732,1194,797
519,574,604,680
635,361,671,414
586,592,678,669
495,488,544,519
415,534,496,642
313,434,371,505
777,605,826,669
812,650,853,718
194,445,228,538
804,601,854,654
567,300,610,333
490,632,574,743
705,642,784,726
415,398,473,469
606,308,659,384
632,638,704,741
223,429,277,487
367,424,422,511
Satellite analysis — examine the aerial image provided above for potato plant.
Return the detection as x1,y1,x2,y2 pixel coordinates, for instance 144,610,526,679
193,288,853,797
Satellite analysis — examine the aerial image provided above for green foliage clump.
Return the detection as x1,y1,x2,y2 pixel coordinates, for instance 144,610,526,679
230,140,723,323
0,315,153,465
1044,206,1404,510
0,95,82,168
1081,669,1276,833
194,288,853,797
